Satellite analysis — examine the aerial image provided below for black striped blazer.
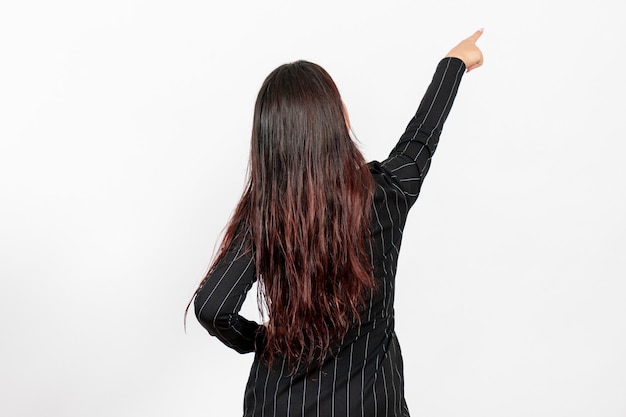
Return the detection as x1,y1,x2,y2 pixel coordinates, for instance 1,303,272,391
195,57,466,417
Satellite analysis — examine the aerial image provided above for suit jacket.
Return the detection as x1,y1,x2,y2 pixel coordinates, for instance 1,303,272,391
194,57,466,417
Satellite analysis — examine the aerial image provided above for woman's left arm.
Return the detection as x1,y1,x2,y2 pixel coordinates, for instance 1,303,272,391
194,237,261,354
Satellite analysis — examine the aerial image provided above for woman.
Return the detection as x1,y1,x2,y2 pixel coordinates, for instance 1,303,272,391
190,30,484,416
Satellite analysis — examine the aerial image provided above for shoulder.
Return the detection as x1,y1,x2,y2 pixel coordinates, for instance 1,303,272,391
368,160,413,198
367,160,412,218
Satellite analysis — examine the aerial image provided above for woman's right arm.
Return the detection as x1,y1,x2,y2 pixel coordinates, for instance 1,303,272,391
380,30,484,207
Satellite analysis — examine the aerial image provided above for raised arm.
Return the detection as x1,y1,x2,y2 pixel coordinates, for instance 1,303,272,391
380,29,484,206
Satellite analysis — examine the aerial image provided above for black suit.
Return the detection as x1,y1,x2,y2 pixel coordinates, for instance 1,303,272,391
195,57,466,417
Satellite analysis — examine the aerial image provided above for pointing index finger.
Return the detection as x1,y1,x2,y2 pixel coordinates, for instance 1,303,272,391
469,28,484,42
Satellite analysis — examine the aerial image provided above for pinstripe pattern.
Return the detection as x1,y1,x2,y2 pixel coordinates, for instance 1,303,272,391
195,57,466,416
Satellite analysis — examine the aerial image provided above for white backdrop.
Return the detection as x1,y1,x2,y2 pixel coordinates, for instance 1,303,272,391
1,1,625,416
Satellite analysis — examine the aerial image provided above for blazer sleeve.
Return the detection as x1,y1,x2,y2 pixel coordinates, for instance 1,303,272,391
379,57,466,207
194,235,262,354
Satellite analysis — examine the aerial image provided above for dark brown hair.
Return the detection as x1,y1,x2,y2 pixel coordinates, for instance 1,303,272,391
191,60,375,370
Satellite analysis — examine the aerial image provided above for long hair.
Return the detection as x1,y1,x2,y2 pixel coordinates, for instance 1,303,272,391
192,60,375,370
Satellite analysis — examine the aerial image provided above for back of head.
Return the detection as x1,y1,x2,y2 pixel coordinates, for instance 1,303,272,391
250,60,351,185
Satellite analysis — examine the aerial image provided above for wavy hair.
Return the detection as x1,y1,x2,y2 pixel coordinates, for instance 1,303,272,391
192,60,375,370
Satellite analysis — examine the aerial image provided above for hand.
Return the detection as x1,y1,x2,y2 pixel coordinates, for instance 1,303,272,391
445,29,484,72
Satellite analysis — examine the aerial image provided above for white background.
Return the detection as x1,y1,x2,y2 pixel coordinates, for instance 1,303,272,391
1,1,625,416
